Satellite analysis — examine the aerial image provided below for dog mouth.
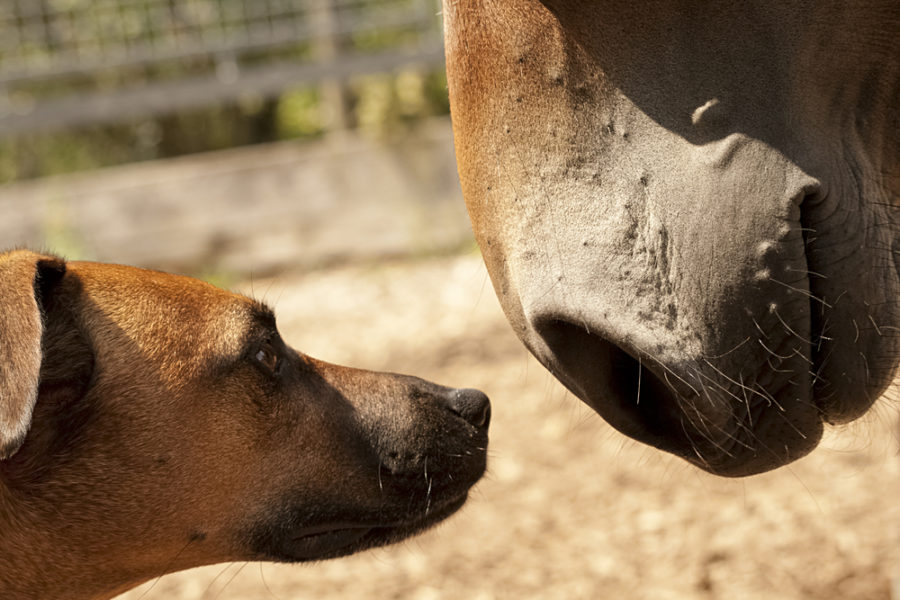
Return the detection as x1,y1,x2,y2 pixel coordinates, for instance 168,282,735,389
289,526,373,559
276,493,471,562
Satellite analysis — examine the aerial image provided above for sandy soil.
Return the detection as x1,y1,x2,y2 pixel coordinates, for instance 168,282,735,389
120,253,900,600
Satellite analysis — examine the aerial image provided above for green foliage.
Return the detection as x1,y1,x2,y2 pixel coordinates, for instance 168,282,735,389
277,88,324,140
354,68,449,137
0,125,149,182
194,267,241,291
0,0,449,182
0,65,450,183
422,69,451,116
348,0,436,52
41,196,91,261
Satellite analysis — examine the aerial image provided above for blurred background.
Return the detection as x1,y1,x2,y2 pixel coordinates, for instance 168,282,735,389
0,0,469,277
2,2,899,599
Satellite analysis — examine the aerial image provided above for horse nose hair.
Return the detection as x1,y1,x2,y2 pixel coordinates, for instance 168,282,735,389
447,388,491,428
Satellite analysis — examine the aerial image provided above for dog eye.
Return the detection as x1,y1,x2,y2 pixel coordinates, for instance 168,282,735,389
254,341,279,373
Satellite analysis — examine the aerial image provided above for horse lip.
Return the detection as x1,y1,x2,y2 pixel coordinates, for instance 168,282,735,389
529,313,826,475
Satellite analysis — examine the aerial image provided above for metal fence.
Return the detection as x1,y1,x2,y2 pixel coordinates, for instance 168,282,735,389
0,0,445,135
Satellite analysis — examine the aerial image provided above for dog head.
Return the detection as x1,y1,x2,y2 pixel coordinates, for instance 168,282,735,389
0,250,489,599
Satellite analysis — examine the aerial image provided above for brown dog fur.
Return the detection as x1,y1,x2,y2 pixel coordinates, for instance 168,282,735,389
0,250,489,600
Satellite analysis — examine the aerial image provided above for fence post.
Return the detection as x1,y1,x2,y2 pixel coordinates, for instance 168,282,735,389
310,0,354,131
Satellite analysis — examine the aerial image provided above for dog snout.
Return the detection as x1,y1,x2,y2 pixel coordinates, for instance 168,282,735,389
444,388,491,429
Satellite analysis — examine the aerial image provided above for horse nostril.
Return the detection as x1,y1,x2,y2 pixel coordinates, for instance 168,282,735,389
532,317,683,452
447,388,491,428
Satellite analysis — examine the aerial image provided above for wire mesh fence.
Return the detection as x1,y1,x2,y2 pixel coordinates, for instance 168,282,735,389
0,0,444,135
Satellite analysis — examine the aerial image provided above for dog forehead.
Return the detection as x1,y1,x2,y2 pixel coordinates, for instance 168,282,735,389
69,261,256,362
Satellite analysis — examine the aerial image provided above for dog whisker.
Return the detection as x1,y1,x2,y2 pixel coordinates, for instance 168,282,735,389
212,562,249,600
135,538,196,600
425,476,434,517
202,562,240,599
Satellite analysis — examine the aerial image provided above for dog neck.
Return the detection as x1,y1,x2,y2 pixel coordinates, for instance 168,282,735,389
0,481,117,599
0,473,178,600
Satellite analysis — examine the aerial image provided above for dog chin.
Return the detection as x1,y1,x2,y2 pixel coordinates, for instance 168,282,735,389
252,493,471,563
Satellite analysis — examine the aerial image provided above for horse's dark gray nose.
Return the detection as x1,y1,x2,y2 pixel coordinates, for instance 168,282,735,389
446,388,491,428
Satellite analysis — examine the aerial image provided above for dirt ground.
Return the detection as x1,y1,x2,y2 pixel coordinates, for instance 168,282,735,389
121,253,900,600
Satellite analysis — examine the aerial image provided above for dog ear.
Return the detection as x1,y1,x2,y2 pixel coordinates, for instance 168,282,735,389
0,250,67,460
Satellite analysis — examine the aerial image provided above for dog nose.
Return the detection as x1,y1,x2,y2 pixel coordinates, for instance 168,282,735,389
446,388,491,428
